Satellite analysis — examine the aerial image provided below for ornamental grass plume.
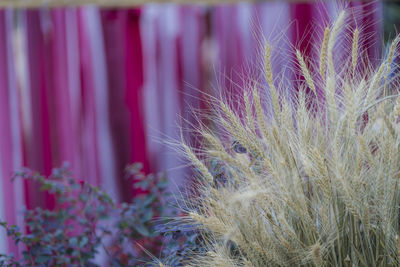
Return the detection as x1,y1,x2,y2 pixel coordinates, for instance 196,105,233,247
180,9,400,267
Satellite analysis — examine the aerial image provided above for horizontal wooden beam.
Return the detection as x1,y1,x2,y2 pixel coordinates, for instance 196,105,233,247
0,0,251,8
0,0,393,9
0,0,317,9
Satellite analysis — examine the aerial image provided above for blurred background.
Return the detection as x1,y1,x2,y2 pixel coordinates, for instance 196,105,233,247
0,0,394,258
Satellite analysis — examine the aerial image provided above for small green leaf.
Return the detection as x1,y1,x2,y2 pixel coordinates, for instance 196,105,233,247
135,224,150,237
40,183,52,191
79,236,88,247
142,210,154,222
36,254,51,263
143,194,157,206
69,237,78,246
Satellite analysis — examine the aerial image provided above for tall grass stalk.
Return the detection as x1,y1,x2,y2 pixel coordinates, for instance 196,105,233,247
180,8,400,267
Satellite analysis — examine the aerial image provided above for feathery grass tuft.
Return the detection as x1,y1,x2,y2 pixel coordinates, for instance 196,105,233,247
180,8,400,267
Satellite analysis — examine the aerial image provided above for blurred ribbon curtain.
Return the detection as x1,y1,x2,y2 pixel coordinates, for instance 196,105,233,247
0,1,382,255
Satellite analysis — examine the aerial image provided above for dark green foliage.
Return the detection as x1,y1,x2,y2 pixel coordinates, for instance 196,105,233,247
0,163,171,266
156,221,206,267
0,163,204,266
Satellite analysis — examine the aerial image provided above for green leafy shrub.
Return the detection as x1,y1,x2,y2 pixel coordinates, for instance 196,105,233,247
0,163,175,266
